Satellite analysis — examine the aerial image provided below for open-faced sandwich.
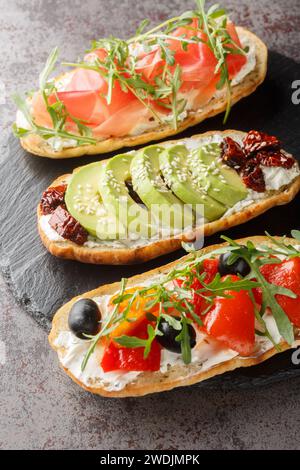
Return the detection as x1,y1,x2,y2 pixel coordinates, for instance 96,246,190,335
14,1,267,158
49,231,300,397
38,130,300,264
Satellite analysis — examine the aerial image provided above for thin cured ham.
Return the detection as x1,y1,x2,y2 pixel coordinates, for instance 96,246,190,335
31,20,247,138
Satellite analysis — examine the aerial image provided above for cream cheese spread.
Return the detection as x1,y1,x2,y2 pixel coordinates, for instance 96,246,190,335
54,288,286,392
262,164,300,191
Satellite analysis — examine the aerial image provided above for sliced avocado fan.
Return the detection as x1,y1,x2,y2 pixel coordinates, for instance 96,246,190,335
65,162,116,238
65,141,248,243
130,145,194,233
159,144,226,222
98,153,155,240
188,143,248,207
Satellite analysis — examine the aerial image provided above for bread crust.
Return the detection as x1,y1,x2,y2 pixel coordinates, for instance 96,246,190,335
38,129,300,265
20,28,267,159
48,236,300,397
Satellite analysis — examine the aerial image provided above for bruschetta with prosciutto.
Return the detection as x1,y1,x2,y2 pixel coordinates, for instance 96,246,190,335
14,1,267,158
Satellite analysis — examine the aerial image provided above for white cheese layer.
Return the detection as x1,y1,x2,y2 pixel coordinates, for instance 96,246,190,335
54,288,289,392
262,164,300,191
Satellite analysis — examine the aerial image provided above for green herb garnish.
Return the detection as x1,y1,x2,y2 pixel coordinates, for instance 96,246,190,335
13,47,97,147
80,231,300,371
14,1,247,146
220,235,297,345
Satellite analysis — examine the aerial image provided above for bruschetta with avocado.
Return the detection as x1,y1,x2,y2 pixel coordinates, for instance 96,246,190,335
49,231,300,397
14,1,267,158
38,129,300,264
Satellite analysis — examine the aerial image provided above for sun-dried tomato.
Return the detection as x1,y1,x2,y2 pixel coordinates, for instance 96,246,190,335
221,137,246,170
49,205,88,245
40,184,67,215
241,159,266,192
256,150,295,169
243,130,281,156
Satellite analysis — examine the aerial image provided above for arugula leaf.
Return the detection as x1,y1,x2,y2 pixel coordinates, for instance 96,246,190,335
221,235,296,345
114,324,156,359
291,230,300,241
135,18,150,36
12,93,34,126
15,1,245,139
254,264,294,345
114,336,147,348
157,38,175,66
160,314,182,330
175,315,192,364
202,273,259,295
39,47,59,91
13,90,97,147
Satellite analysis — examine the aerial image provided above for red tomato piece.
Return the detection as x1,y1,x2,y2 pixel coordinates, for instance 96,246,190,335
175,258,219,317
255,258,300,328
203,275,255,356
101,319,161,372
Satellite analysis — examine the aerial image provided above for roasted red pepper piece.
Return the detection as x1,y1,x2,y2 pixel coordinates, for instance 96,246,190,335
101,319,161,372
49,205,88,245
40,184,67,215
203,275,255,356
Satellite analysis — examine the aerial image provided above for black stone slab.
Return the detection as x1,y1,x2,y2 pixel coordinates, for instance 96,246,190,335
1,51,300,387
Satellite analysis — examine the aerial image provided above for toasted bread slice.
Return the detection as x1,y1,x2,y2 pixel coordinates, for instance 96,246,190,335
38,130,300,265
21,28,267,159
49,236,300,397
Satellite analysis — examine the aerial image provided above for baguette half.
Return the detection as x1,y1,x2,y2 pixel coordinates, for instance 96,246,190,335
38,130,300,265
49,236,300,397
21,27,267,159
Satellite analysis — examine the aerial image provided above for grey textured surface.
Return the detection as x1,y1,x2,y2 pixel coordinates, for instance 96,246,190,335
1,0,300,450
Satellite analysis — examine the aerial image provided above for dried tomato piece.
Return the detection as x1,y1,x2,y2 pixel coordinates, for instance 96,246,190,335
49,205,88,245
256,150,295,169
241,159,266,192
243,130,281,156
40,184,67,215
221,137,246,170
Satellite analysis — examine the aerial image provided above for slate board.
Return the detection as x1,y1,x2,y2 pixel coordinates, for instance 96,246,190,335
1,51,300,388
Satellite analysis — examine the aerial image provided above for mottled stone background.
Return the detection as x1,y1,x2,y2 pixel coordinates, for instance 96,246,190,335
0,0,300,450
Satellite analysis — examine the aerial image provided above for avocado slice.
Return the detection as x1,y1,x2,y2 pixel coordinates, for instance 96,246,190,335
65,162,116,238
130,145,194,232
188,143,248,207
99,153,155,239
159,145,226,222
